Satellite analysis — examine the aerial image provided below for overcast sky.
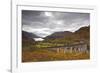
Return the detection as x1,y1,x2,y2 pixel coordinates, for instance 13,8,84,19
22,10,90,38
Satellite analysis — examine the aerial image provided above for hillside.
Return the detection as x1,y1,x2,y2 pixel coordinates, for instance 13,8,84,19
43,26,90,44
22,26,90,50
74,26,90,40
22,31,38,50
44,31,73,40
22,31,39,39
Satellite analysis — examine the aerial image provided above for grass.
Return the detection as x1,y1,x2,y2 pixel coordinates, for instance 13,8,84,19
22,49,90,62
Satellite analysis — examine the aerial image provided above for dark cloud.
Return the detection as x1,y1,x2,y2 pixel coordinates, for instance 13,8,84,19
22,10,90,37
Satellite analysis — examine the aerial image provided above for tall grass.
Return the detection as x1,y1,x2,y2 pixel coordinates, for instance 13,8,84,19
22,49,90,62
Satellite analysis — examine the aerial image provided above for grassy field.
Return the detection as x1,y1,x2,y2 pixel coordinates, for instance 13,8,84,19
22,49,90,62
22,40,90,62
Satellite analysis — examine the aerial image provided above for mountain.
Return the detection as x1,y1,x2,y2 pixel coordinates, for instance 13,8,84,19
22,26,90,51
22,31,39,39
44,31,73,40
22,31,39,50
44,26,90,44
74,26,90,47
74,26,90,40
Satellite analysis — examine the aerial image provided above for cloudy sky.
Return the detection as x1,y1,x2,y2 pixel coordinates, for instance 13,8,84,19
22,10,90,38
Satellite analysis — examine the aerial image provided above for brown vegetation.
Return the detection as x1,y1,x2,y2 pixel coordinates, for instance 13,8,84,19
22,49,90,62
